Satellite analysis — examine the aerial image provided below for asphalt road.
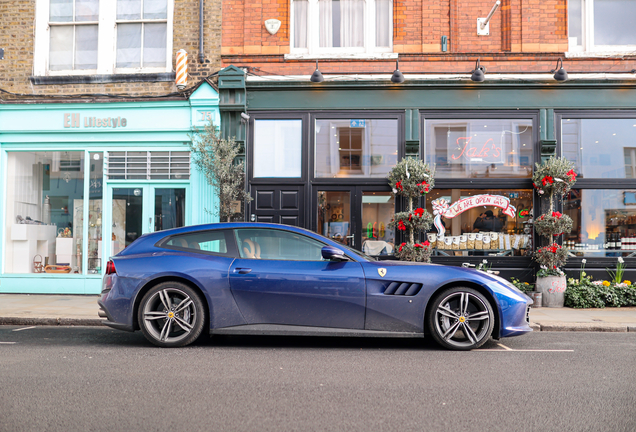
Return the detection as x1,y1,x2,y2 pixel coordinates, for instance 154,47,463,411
0,326,635,432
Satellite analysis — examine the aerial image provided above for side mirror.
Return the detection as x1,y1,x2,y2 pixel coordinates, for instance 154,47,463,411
321,246,349,261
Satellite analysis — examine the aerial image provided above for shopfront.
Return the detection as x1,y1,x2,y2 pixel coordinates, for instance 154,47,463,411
225,69,636,281
0,82,220,294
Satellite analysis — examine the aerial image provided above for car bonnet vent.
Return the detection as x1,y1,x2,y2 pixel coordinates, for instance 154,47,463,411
383,282,423,296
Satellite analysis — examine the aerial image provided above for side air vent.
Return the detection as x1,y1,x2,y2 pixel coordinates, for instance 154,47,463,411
383,282,423,296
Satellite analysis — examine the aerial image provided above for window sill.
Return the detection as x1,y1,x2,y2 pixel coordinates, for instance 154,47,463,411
284,53,398,60
29,72,176,85
565,51,636,59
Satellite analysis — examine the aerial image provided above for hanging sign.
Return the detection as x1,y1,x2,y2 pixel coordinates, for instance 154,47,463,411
431,194,516,237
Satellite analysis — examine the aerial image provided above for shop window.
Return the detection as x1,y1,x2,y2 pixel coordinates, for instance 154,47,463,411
568,0,636,54
424,119,534,179
562,118,636,179
564,189,636,257
314,119,398,178
291,0,392,57
4,152,85,274
34,0,173,76
424,188,533,257
253,120,302,178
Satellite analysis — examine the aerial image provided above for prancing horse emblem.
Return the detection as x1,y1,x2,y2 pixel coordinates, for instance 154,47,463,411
378,268,387,277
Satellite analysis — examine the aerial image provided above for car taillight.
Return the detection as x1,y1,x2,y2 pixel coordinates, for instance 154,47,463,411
105,260,117,275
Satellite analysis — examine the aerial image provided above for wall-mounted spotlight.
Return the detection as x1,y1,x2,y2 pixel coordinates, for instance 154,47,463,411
310,60,324,83
551,58,568,82
471,59,485,82
391,59,405,84
477,0,501,35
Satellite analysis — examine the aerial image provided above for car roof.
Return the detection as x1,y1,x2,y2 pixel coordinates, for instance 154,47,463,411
116,222,367,260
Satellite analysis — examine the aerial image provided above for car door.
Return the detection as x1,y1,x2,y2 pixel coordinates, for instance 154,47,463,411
228,227,366,329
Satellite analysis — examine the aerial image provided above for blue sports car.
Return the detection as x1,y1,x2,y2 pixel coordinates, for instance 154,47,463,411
98,223,532,350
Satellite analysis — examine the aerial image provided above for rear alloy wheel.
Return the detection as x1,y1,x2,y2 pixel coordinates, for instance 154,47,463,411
138,282,205,348
427,287,494,351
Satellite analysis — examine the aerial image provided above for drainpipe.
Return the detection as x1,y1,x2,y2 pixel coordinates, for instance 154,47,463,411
198,0,205,63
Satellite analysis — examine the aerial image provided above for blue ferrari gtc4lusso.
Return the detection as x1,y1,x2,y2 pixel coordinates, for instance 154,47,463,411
98,223,532,350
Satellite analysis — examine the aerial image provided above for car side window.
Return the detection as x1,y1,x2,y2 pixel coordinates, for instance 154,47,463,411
160,230,233,256
234,228,327,261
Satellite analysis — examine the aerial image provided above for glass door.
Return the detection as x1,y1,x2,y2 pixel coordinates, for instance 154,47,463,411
104,184,187,259
315,187,395,256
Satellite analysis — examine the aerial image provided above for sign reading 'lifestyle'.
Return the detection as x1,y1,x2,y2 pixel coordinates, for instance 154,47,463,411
63,113,128,129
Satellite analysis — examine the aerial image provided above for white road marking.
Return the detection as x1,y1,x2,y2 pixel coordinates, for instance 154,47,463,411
497,343,513,351
0,342,17,344
13,326,37,332
473,342,574,352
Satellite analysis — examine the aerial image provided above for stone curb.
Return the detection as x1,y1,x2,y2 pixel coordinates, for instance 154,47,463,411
533,321,634,332
0,317,103,327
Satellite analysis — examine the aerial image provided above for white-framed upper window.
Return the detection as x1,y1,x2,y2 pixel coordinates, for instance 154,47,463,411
290,0,393,58
34,0,174,76
568,0,636,55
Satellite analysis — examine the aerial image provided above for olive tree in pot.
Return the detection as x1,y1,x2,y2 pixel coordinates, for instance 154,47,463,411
532,157,577,307
188,122,252,222
387,158,435,262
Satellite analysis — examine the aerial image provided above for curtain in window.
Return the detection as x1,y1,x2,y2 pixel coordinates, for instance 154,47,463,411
49,26,73,70
143,23,167,67
340,0,364,47
293,0,308,48
75,25,98,69
117,0,141,20
117,23,142,68
375,0,391,47
319,0,333,47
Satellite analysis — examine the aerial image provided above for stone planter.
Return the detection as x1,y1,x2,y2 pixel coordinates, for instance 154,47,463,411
536,275,566,307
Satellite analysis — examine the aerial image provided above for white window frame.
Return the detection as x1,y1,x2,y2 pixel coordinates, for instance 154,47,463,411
567,0,636,57
287,0,396,60
34,0,174,76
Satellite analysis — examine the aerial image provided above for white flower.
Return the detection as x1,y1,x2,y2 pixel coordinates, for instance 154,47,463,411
582,259,587,264
392,188,397,194
482,259,488,264
618,257,624,264
538,190,544,195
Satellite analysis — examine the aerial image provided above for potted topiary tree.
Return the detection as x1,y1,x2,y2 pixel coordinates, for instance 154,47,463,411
387,158,435,262
532,156,577,307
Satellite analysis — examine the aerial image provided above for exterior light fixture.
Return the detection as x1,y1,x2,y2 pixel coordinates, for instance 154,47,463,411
175,49,188,90
310,60,324,83
477,0,501,35
552,58,568,82
391,59,405,84
471,59,485,82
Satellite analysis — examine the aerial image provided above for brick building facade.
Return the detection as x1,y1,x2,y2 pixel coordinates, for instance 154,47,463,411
217,0,636,282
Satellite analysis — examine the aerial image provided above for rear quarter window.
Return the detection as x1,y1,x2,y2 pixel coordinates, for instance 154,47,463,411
158,229,235,256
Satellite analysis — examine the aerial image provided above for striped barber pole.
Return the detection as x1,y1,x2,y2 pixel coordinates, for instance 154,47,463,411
176,49,188,90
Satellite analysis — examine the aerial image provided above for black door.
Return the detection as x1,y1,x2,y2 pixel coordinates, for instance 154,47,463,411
249,185,305,227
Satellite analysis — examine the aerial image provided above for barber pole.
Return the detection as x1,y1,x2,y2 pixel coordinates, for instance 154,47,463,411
176,49,188,90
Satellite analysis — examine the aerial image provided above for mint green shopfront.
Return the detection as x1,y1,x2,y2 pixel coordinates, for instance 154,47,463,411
0,82,220,294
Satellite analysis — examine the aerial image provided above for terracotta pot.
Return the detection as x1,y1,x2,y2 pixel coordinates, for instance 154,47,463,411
535,275,566,307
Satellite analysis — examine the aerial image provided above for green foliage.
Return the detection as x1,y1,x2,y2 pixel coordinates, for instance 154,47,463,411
606,257,626,284
534,211,573,237
387,158,436,262
387,158,436,200
510,277,534,293
188,122,252,222
532,156,577,204
394,241,433,262
565,276,636,308
532,157,578,275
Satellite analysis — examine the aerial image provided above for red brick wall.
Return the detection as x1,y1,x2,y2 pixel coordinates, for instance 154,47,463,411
221,0,634,75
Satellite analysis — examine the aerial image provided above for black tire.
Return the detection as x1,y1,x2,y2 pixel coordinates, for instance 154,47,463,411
138,282,206,348
426,286,494,351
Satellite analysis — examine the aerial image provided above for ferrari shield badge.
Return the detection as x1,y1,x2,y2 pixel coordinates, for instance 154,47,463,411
378,268,387,277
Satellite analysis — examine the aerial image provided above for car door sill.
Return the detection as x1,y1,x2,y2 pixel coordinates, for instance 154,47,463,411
210,324,424,338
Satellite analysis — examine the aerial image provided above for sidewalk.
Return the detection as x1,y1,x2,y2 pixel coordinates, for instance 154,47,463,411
1,294,636,332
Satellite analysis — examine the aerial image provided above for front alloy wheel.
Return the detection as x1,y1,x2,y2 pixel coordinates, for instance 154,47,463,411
427,287,494,350
138,282,205,348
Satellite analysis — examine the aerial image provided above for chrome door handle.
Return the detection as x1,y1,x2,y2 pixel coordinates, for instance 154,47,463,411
234,268,252,274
